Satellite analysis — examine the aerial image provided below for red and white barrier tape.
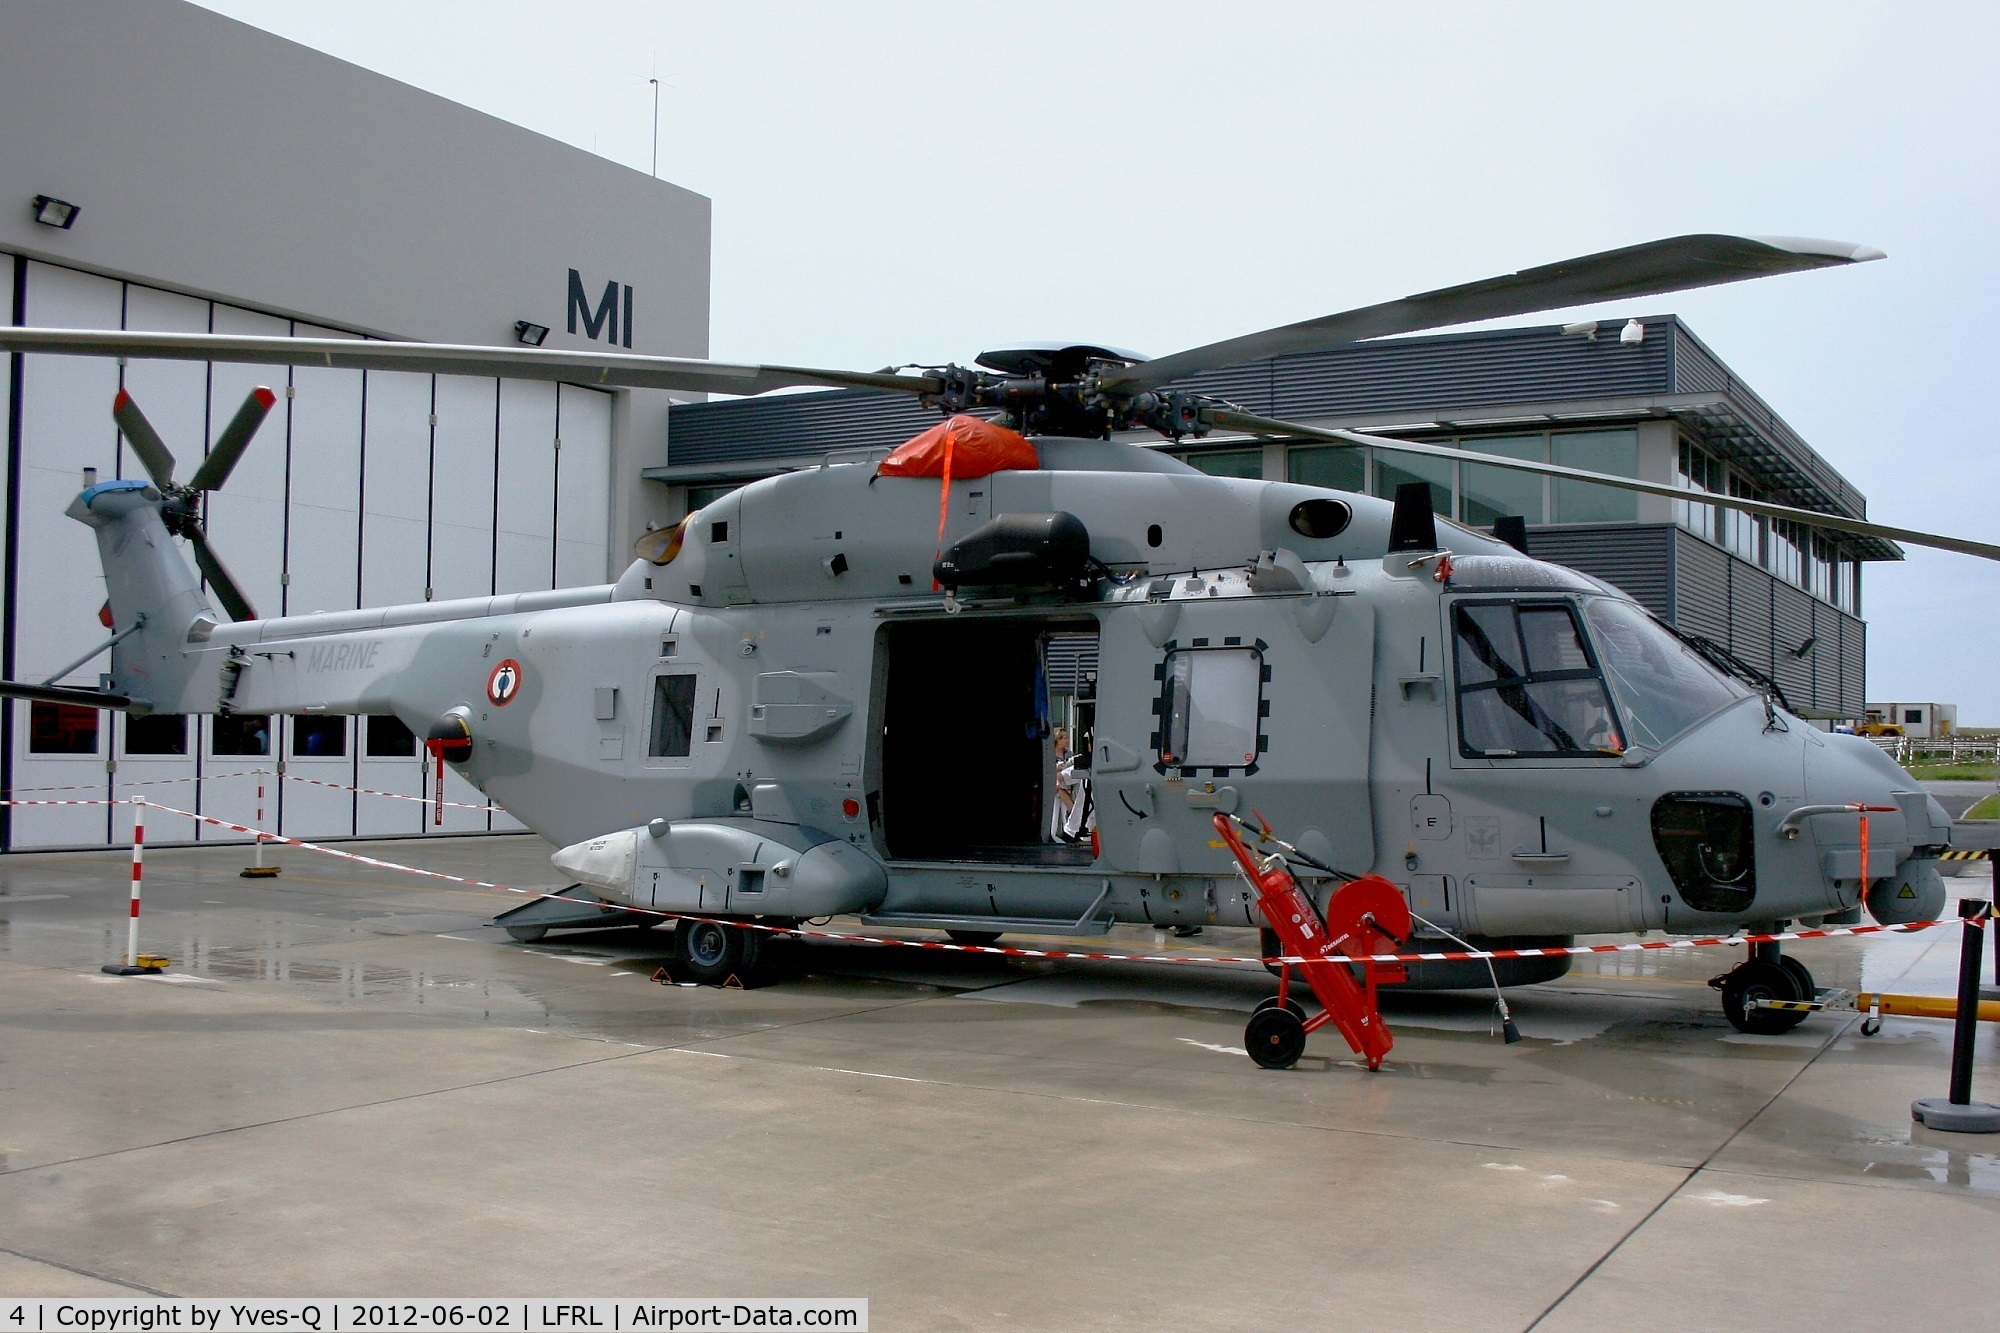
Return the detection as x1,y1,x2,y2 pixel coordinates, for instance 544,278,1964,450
127,799,1952,967
277,771,504,813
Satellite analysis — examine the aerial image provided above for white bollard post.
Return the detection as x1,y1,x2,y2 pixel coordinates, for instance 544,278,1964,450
242,771,281,878
104,798,154,975
126,797,143,965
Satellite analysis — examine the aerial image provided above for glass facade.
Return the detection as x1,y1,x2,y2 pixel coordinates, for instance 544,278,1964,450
1674,438,1859,613
1185,448,1264,480
1281,428,1641,530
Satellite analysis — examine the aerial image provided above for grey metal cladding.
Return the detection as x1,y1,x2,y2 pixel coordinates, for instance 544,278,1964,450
1837,615,1865,715
669,388,948,464
1772,582,1815,702
1524,524,1673,618
1668,530,1731,642
1253,322,1672,420
1730,562,1776,682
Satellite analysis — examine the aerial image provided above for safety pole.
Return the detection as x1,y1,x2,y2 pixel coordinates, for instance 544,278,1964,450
126,796,143,966
1949,901,1987,1105
1912,898,2000,1132
241,772,281,877
102,798,158,975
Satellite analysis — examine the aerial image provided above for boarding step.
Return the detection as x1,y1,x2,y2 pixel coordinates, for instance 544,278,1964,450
489,883,657,941
862,883,1115,937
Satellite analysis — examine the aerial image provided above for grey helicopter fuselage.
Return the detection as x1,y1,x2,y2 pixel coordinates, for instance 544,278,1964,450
72,432,1948,983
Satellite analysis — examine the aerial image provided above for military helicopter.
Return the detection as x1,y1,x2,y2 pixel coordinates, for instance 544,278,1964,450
0,233,1983,1038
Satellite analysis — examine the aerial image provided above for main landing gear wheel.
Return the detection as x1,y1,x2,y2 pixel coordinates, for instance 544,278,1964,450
505,926,548,943
1245,1005,1308,1069
675,918,763,985
946,930,1004,947
1719,959,1809,1034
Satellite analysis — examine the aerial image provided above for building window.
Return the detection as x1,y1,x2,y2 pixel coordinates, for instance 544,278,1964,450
649,675,698,757
1459,435,1545,527
29,702,98,755
1372,451,1453,515
212,714,271,756
1287,445,1365,493
1724,475,1764,562
292,716,348,757
124,714,188,756
1552,430,1638,523
1904,709,1923,725
1453,600,1623,757
1184,449,1263,480
366,715,418,757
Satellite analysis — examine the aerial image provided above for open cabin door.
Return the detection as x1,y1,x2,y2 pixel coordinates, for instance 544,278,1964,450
1091,590,1376,886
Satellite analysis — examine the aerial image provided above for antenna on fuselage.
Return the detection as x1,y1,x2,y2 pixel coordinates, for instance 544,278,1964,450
1386,482,1439,554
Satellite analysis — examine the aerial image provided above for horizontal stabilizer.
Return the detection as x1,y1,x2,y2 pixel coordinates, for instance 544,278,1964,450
0,679,132,709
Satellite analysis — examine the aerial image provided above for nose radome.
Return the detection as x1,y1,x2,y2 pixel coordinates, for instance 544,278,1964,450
551,829,640,899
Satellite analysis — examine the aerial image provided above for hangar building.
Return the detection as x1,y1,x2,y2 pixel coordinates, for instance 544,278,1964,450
2,0,709,849
657,318,1892,725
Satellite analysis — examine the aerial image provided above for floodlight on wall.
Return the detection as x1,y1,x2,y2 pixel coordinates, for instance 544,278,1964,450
1620,318,1645,346
1790,635,1818,661
515,320,550,346
1561,320,1599,341
31,195,79,229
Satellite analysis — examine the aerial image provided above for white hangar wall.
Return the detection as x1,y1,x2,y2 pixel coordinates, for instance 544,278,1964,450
0,1,711,849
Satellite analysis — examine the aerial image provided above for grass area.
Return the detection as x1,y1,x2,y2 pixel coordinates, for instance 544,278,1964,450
1965,794,2000,821
1902,762,1998,781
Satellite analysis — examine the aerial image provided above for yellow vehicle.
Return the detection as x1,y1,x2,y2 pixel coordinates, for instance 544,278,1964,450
1856,710,1904,737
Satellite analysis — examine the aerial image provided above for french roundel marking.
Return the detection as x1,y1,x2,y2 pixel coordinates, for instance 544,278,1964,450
486,658,523,706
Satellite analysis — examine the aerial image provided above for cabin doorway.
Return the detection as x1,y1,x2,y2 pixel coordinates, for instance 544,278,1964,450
878,617,1097,862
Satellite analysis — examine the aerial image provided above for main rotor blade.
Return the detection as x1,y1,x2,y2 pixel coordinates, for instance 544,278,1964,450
1208,408,2000,564
186,526,258,622
1107,235,1884,394
0,329,942,400
185,386,277,492
111,389,178,489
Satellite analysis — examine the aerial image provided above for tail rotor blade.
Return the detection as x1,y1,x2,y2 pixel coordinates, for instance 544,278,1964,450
111,389,178,490
185,386,277,492
186,526,257,622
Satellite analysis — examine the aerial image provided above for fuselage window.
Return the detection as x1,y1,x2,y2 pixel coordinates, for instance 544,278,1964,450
1453,600,1623,757
1158,647,1264,771
650,674,698,757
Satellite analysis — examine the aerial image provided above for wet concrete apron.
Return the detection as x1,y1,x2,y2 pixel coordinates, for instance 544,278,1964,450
0,836,1994,1329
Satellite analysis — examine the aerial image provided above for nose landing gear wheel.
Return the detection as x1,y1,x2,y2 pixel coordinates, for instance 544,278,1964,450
1719,959,1810,1034
675,918,762,985
1245,1005,1308,1069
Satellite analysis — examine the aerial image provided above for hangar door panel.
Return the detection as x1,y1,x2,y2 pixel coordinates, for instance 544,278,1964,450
204,303,294,622
286,324,365,617
1093,595,1375,881
13,264,124,848
430,376,499,603
495,380,558,595
556,385,612,587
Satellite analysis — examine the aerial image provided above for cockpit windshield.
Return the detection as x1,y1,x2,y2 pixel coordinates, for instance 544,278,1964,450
1582,598,1750,749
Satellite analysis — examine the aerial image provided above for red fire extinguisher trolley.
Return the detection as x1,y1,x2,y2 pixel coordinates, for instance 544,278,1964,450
1212,813,1412,1070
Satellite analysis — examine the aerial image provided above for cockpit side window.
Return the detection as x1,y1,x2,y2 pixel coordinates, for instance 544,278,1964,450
1583,599,1750,750
1453,600,1624,758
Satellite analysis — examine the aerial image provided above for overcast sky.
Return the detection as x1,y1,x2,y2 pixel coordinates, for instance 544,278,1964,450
196,1,2000,718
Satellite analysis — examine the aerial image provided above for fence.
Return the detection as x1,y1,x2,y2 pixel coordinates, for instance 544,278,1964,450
1873,735,1999,764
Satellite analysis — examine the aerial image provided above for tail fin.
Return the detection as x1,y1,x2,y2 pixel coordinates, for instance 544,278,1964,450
66,481,219,713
